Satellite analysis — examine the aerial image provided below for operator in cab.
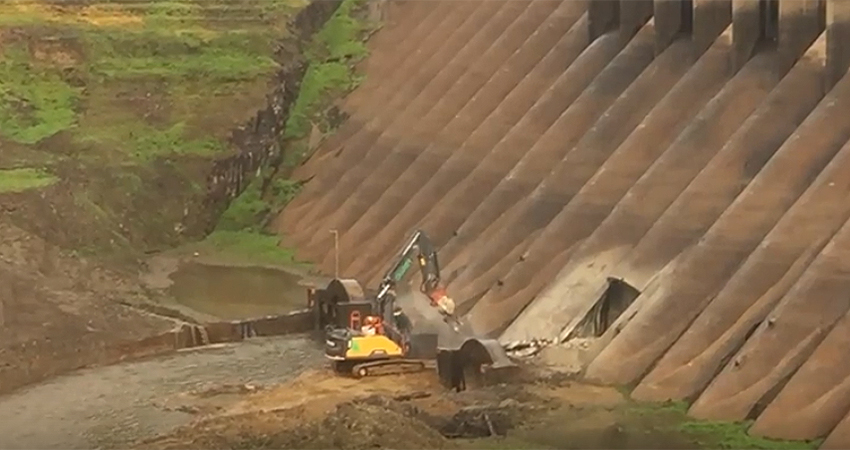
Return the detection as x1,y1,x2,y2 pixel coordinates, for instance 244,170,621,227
361,316,380,336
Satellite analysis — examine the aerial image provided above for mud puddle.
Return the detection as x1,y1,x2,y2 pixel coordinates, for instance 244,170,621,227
167,262,307,320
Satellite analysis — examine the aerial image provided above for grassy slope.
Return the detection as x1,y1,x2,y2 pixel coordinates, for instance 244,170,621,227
624,400,822,450
452,398,823,450
0,0,307,255
0,0,303,160
0,167,58,193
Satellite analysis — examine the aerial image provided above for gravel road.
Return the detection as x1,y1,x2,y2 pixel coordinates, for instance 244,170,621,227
0,335,325,449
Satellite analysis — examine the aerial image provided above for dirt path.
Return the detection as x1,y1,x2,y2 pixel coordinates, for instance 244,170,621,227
0,336,324,449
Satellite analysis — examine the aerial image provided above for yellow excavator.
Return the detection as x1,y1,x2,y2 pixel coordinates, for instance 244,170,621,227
309,230,512,378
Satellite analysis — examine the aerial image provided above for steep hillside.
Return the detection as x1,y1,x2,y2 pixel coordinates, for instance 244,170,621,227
1,0,301,251
276,0,850,446
0,0,373,395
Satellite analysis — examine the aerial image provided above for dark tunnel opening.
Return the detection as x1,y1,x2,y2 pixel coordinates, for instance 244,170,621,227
572,277,641,338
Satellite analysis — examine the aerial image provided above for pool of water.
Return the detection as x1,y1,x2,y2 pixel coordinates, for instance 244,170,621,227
167,262,308,320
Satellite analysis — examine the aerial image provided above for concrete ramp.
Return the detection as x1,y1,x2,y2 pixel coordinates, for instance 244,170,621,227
275,0,850,444
584,68,850,385
750,283,850,442
685,211,850,432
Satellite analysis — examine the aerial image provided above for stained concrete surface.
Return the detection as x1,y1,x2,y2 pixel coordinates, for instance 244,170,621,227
298,1,564,259
334,3,589,277
311,0,584,270
499,44,782,343
275,0,850,445
442,23,735,312
288,0,529,244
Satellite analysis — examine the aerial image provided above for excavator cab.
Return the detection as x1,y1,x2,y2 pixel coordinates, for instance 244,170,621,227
312,277,431,377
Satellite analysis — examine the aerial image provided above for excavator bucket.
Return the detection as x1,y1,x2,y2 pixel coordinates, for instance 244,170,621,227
394,289,514,369
459,337,517,370
436,337,517,390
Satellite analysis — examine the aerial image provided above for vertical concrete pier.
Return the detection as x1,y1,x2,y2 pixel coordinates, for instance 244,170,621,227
827,0,850,90
589,0,653,43
732,0,762,70
694,0,732,51
778,0,824,62
654,0,691,54
621,0,655,41
588,0,619,41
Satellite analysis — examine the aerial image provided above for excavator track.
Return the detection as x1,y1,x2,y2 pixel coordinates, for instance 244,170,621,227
350,359,436,378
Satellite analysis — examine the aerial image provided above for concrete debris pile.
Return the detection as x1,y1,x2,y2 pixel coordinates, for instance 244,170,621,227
503,339,555,359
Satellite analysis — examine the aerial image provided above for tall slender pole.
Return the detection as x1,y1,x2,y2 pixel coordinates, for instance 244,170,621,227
330,229,339,279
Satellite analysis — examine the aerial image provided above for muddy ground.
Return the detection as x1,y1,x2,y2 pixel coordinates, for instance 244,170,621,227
136,358,716,450
0,219,178,396
5,325,698,450
0,336,324,449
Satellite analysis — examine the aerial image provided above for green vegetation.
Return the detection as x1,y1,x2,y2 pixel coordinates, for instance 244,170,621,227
83,28,279,82
270,177,303,208
202,230,301,266
0,0,368,262
626,400,821,450
680,420,822,450
0,168,58,193
0,0,301,161
0,0,322,258
216,179,270,233
283,0,373,143
0,46,81,144
214,173,304,234
212,0,372,260
211,168,306,265
77,121,225,160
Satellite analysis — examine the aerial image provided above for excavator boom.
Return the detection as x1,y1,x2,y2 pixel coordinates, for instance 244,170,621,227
377,230,461,330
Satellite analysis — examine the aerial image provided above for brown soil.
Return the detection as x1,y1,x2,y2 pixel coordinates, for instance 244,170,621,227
139,362,707,450
0,219,176,396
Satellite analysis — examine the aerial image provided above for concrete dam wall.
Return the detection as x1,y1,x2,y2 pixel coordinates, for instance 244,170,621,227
274,0,850,445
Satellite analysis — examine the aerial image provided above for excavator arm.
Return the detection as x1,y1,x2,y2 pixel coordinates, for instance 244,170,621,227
376,230,461,330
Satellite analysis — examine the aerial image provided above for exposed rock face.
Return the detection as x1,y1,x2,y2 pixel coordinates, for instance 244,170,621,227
203,0,344,233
